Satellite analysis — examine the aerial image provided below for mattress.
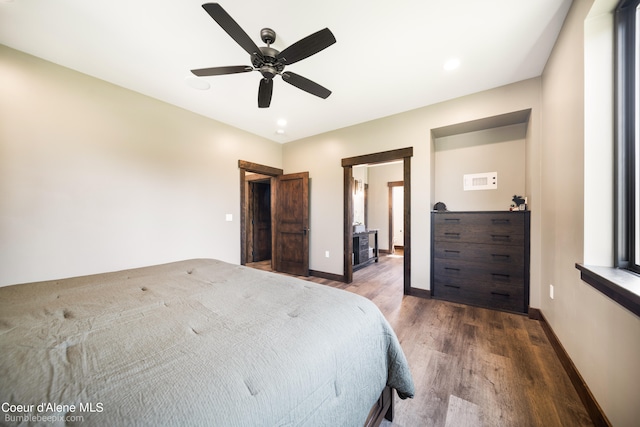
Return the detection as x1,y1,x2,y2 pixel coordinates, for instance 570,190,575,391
0,258,413,426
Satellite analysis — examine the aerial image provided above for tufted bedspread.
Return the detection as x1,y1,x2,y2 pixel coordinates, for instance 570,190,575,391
0,258,414,426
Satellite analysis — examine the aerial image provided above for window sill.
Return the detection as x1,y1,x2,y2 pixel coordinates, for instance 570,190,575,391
576,263,640,318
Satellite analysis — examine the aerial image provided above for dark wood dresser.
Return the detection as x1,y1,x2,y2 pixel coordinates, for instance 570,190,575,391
431,211,530,313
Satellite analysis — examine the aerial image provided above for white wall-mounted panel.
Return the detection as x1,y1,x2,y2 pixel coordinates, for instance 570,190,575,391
463,172,498,191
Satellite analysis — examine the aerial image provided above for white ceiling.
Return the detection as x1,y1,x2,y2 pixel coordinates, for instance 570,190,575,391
0,0,572,143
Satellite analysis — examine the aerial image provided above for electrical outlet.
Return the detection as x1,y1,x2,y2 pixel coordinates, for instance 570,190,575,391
550,284,554,300
325,251,330,258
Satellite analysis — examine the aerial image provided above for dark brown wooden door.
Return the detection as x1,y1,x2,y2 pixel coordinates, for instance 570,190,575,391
274,172,309,276
251,181,271,262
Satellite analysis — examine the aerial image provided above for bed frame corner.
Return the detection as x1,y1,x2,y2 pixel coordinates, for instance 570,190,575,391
364,386,394,427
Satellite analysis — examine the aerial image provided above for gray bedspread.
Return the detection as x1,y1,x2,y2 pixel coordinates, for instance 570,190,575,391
0,259,414,426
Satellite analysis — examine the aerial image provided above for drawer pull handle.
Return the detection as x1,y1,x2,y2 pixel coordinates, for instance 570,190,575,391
491,234,511,240
492,273,511,278
491,219,511,224
445,250,461,254
444,284,461,289
444,232,460,236
491,254,511,259
491,291,510,297
445,267,461,272
444,218,461,223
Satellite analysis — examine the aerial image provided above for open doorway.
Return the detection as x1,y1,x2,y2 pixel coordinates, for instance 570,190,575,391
239,160,310,276
388,181,404,256
239,161,281,268
246,176,272,263
342,147,413,294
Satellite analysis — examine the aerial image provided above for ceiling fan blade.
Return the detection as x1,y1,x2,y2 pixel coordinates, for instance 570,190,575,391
276,28,336,65
282,72,331,99
191,65,253,77
258,78,273,108
202,3,263,59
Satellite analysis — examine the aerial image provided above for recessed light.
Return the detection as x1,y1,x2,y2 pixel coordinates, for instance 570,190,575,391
443,58,461,71
276,129,286,135
184,76,211,90
277,119,287,127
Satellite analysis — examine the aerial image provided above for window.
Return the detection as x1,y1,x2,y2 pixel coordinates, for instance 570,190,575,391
576,0,640,318
616,0,640,274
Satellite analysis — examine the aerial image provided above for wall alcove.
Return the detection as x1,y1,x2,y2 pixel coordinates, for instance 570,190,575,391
429,109,533,313
430,109,532,212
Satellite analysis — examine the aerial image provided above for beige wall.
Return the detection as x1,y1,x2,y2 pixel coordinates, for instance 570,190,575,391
434,123,527,211
0,45,282,286
540,1,640,426
283,78,542,291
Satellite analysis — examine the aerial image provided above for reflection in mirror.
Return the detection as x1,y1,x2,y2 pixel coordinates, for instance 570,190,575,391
353,166,367,230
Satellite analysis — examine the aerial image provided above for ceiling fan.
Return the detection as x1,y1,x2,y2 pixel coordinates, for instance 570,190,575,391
191,3,336,108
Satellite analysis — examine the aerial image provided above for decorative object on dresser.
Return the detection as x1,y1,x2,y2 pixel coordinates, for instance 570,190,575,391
511,194,527,211
433,201,448,211
430,211,530,313
353,229,379,271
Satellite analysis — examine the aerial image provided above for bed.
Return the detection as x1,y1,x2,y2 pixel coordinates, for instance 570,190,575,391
0,258,414,426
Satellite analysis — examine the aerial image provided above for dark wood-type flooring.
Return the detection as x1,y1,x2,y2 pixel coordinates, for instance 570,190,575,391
247,252,593,427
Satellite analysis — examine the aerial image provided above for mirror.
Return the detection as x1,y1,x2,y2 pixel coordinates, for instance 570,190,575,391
353,165,367,231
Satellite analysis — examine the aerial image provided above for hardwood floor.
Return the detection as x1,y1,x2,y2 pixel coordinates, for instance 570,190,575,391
247,255,594,427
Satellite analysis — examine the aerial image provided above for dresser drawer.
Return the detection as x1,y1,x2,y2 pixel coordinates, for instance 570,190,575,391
433,227,524,246
434,277,525,313
433,258,524,287
433,213,524,245
433,212,524,228
433,242,524,266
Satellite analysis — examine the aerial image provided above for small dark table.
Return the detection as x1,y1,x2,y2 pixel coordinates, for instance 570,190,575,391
353,230,379,271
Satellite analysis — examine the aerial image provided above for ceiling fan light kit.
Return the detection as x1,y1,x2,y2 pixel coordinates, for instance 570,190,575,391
191,3,336,108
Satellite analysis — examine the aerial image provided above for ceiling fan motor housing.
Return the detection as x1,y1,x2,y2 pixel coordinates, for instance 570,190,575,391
255,46,283,79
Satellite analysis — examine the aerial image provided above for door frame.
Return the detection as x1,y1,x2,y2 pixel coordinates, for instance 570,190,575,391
239,160,283,267
342,147,413,294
